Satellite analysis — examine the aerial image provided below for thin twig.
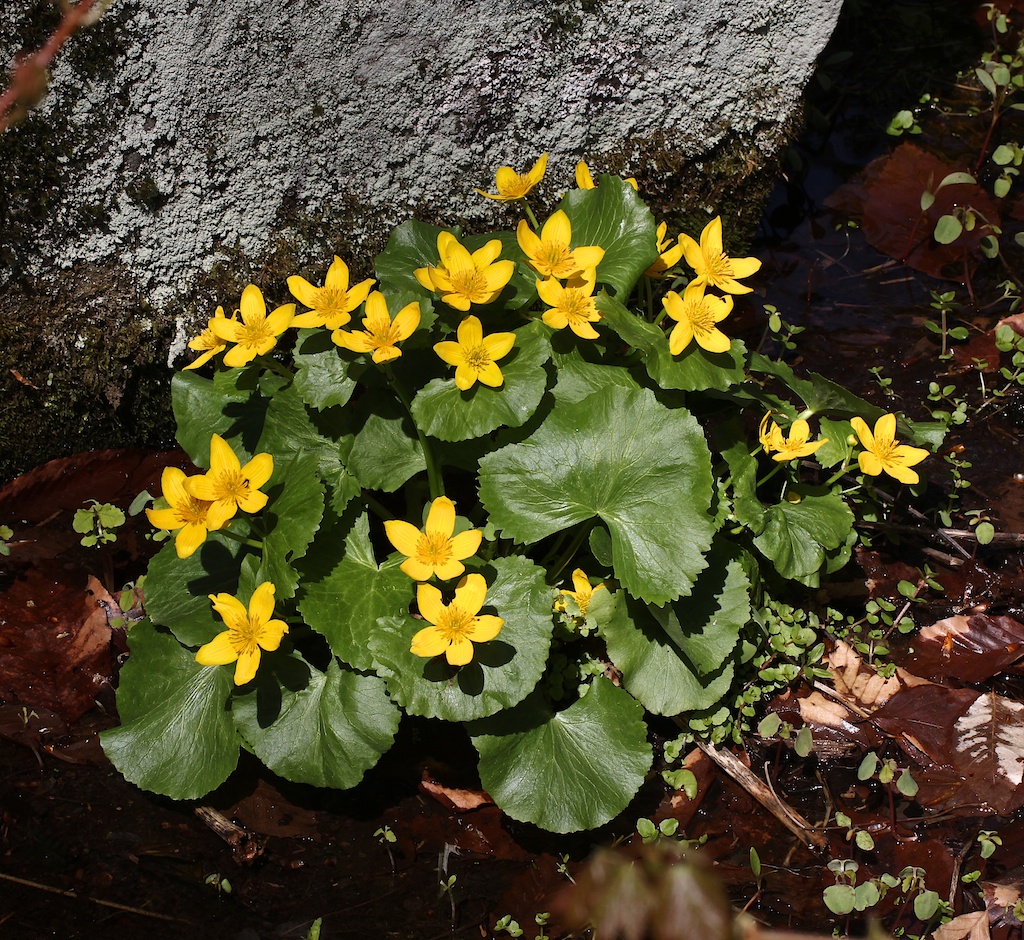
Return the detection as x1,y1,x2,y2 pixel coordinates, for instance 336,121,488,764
0,871,191,924
696,742,828,852
0,0,103,133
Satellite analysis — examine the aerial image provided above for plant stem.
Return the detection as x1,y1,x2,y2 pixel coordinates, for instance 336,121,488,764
547,524,591,584
219,528,264,550
518,198,540,231
255,354,294,380
362,492,395,521
386,367,444,499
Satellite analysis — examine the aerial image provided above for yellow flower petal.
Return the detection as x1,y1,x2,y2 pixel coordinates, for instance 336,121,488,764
416,583,445,625
425,496,456,537
411,625,449,658
445,637,475,666
467,614,503,643
234,647,262,685
196,631,238,666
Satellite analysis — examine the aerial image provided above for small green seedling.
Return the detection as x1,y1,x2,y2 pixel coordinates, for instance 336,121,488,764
0,524,12,556
73,500,125,548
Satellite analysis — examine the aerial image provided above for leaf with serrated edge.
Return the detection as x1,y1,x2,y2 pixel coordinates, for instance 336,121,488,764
299,511,410,672
469,677,652,833
599,590,735,715
479,386,715,605
232,655,399,789
100,620,238,799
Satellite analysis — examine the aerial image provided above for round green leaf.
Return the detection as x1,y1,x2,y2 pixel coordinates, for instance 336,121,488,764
300,511,412,671
374,218,451,300
411,319,552,441
293,328,359,410
598,293,746,391
347,399,425,492
478,386,716,605
100,620,239,799
257,453,326,600
557,176,659,299
599,590,735,715
232,655,399,789
753,490,854,580
171,367,268,464
549,343,643,404
144,532,249,646
469,677,652,833
368,556,554,722
934,214,963,245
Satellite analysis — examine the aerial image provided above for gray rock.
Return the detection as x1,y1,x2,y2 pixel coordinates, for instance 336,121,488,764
0,0,841,481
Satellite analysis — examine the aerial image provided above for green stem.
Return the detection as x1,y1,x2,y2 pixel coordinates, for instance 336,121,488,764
255,354,294,380
386,367,444,499
755,462,785,490
547,524,591,585
219,528,264,551
362,492,396,521
519,198,540,231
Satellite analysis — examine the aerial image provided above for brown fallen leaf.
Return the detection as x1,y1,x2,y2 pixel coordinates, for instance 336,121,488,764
902,614,1024,683
982,872,1024,929
827,639,930,711
420,772,493,812
931,910,990,940
795,690,881,759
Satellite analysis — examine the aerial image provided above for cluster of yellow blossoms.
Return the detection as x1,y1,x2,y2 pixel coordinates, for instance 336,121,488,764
384,496,502,666
759,411,929,484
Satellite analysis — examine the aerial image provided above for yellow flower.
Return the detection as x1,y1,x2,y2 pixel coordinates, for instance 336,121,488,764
288,256,376,330
575,160,638,191
415,232,515,311
850,414,930,484
678,217,762,295
195,582,288,685
145,466,220,558
516,210,605,280
475,152,548,201
183,305,236,371
434,315,516,390
331,291,420,364
536,269,602,340
185,433,274,526
209,284,295,367
663,281,733,355
759,413,827,462
644,223,685,277
412,573,503,666
557,568,605,617
385,496,483,581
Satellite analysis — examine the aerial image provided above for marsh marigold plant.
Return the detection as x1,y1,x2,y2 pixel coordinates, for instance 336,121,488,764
103,155,940,835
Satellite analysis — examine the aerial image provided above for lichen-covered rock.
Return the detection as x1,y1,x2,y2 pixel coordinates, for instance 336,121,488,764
0,0,841,481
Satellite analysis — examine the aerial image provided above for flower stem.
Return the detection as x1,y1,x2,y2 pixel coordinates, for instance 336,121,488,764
386,367,445,499
362,492,396,521
547,524,591,585
755,462,785,490
519,198,540,231
255,354,294,380
218,528,264,551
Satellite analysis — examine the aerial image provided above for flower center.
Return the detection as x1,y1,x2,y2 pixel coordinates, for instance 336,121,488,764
461,343,492,372
562,290,593,323
366,316,398,348
240,318,273,349
706,250,734,282
417,530,453,566
449,267,488,300
540,242,573,275
686,298,716,334
180,496,211,525
229,617,262,655
435,604,475,641
319,286,348,316
500,173,532,199
216,470,250,502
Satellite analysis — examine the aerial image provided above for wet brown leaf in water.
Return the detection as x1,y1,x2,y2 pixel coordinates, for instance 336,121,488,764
0,572,114,722
872,683,981,766
982,872,1024,929
901,614,1024,683
826,142,999,279
931,911,991,940
828,639,931,711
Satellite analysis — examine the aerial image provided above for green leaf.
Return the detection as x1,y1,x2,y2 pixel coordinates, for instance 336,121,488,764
258,453,326,600
232,655,399,789
914,890,940,921
599,590,736,715
823,885,856,916
293,328,359,409
815,417,854,469
258,381,359,514
299,511,411,672
749,355,883,420
549,343,643,404
368,556,554,722
171,370,266,465
411,319,552,441
469,677,652,833
479,386,716,605
599,293,746,391
347,399,425,492
934,214,963,245
100,620,238,799
144,532,249,646
557,176,659,299
753,490,854,580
